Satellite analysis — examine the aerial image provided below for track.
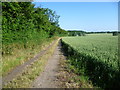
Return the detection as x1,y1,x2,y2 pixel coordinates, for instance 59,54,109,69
2,40,57,86
31,40,64,88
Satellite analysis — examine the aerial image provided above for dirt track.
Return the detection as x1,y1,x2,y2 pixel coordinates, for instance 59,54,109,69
31,41,63,88
2,40,57,86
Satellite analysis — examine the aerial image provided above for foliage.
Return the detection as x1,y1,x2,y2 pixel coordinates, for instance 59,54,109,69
112,31,119,36
2,2,67,76
61,34,120,88
2,2,67,55
86,31,119,34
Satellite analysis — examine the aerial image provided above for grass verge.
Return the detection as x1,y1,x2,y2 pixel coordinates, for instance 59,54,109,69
3,38,59,88
2,37,57,76
57,47,94,88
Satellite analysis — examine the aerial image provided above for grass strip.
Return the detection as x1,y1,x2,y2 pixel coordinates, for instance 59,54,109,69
57,43,94,88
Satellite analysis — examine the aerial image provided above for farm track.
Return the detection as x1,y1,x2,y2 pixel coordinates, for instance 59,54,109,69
31,40,63,88
2,39,58,86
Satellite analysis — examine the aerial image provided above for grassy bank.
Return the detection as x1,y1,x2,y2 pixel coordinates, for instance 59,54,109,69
57,47,94,88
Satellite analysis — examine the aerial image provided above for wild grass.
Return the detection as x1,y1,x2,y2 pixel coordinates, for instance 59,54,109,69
57,45,94,88
3,38,59,88
2,37,57,76
66,60,94,88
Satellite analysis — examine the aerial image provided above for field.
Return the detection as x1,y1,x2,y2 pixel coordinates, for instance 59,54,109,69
61,34,119,88
62,34,118,69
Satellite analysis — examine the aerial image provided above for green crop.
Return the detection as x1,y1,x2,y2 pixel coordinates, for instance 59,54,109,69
62,34,119,88
63,34,118,70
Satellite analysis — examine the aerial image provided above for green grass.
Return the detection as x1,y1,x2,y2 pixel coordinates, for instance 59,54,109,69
61,34,119,88
66,59,94,88
2,37,57,76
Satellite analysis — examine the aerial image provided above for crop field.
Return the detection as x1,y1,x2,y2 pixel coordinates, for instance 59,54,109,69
62,34,118,69
61,34,119,88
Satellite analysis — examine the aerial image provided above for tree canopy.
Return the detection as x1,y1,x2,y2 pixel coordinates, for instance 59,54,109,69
2,2,67,44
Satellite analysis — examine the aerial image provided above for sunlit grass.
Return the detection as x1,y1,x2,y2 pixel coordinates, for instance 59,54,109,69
2,37,57,76
3,38,59,88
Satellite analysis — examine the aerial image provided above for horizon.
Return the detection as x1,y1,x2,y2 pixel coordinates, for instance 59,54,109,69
65,29,118,32
66,29,118,32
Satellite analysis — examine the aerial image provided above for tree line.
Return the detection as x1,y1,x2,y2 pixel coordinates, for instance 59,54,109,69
68,30,86,36
2,2,67,44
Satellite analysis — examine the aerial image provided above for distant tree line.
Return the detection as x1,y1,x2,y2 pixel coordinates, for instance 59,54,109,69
86,31,119,36
68,30,86,36
67,30,119,36
112,31,119,36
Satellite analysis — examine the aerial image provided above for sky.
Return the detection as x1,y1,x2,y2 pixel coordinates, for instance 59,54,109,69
32,2,118,32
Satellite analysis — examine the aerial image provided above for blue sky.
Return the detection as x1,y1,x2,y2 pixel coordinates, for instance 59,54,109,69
32,2,118,32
